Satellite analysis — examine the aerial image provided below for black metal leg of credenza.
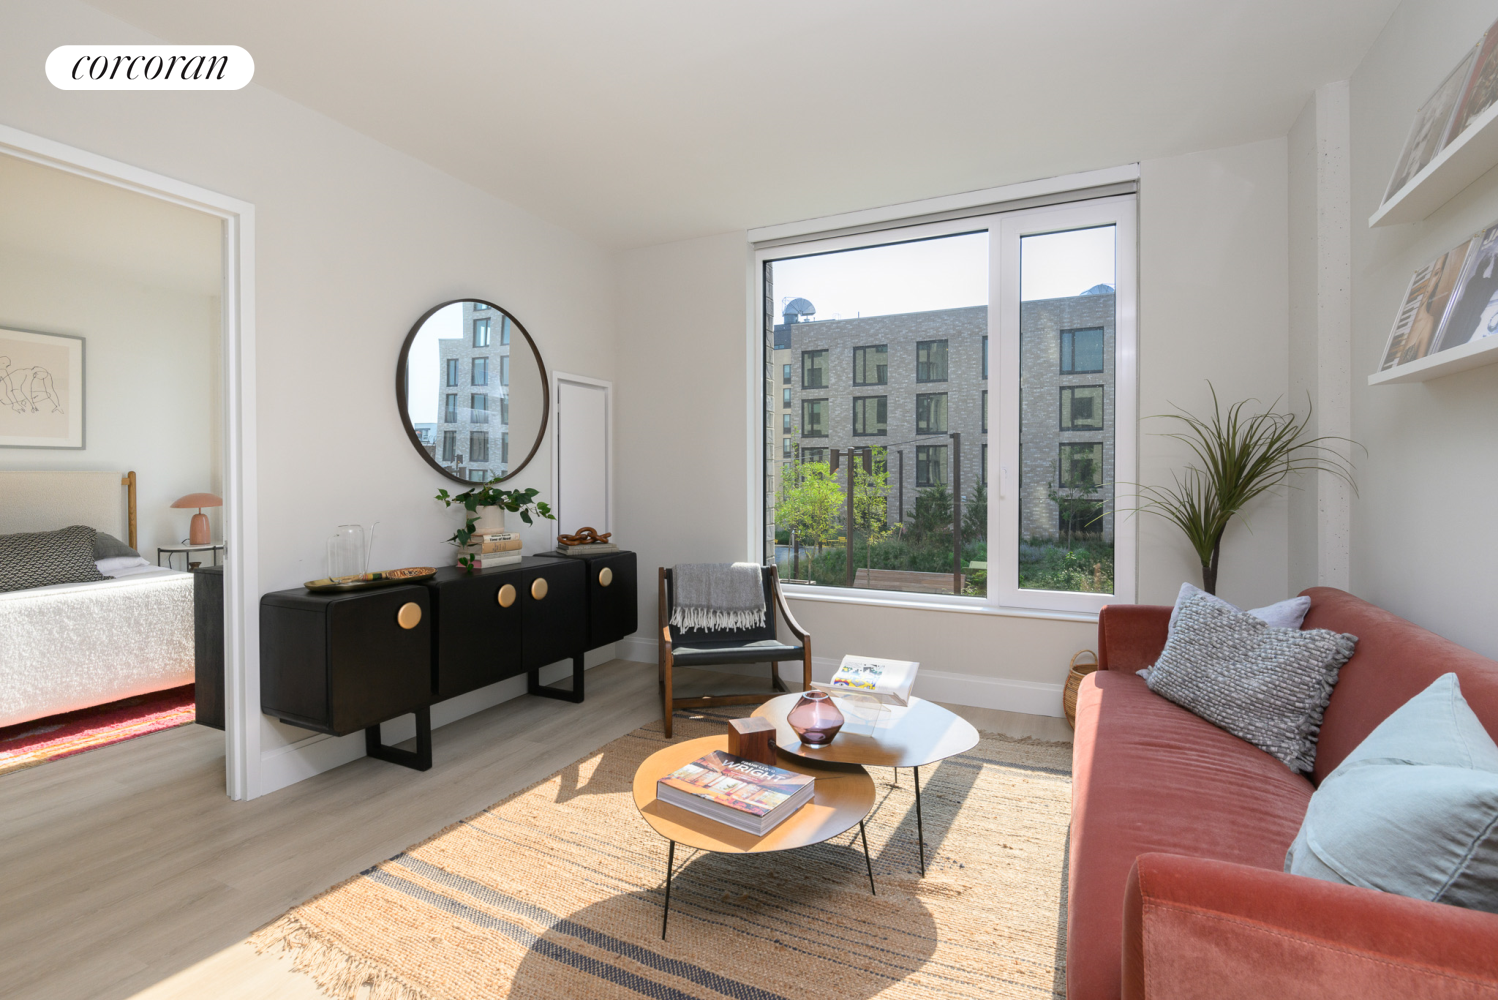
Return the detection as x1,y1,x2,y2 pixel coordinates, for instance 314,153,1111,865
365,706,433,771
528,654,586,703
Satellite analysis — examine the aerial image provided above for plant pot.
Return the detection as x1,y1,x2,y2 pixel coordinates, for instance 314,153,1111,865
473,506,506,535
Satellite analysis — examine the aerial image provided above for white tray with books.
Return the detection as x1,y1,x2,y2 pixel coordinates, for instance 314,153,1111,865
811,655,919,707
655,750,815,836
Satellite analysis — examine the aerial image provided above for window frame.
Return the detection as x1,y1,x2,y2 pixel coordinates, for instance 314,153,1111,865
801,349,828,390
851,394,887,436
915,339,949,382
472,356,488,386
852,344,888,386
800,398,828,438
473,317,491,348
915,391,948,435
1060,327,1106,374
915,443,948,487
752,195,1137,615
1059,384,1105,431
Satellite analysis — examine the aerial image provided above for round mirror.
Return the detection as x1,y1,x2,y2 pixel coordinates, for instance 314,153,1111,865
396,300,549,485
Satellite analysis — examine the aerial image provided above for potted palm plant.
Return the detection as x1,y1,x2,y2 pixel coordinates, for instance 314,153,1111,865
435,479,554,572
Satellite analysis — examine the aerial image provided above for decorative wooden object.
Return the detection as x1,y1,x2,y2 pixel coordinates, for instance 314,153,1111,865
1063,649,1100,728
558,526,612,546
727,717,777,765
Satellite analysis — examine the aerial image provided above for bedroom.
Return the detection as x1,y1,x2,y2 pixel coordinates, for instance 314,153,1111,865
0,150,224,770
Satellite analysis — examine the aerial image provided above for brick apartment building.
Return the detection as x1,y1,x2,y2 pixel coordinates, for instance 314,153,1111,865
433,301,514,482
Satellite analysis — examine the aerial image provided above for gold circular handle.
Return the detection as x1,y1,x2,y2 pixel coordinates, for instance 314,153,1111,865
531,576,549,600
497,583,516,608
396,602,422,630
598,566,613,587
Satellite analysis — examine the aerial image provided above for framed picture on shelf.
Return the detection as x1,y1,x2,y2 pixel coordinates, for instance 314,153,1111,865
0,327,84,449
1379,237,1477,370
1432,222,1498,354
1448,18,1498,143
1383,44,1479,203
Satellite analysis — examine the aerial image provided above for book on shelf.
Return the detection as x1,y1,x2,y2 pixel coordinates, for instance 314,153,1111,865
459,539,523,554
457,552,522,569
811,655,919,707
555,542,619,557
655,750,815,836
476,532,519,542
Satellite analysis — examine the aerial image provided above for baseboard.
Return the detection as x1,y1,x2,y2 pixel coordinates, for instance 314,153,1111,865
616,635,654,664
256,647,615,797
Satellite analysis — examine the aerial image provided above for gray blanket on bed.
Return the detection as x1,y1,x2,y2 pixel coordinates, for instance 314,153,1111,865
669,562,766,633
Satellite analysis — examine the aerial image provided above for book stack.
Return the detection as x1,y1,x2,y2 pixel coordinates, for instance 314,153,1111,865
554,541,619,558
456,531,522,569
656,750,815,835
811,655,920,707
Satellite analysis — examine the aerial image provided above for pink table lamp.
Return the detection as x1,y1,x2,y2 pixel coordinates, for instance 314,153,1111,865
172,492,222,545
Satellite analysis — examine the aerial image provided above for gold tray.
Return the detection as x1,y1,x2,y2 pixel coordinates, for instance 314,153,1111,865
303,567,437,592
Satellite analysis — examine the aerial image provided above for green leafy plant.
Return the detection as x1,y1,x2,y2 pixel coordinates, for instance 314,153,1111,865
435,479,554,572
1129,385,1359,594
774,457,843,579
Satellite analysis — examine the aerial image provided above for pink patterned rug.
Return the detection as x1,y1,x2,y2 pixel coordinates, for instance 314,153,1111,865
0,685,197,775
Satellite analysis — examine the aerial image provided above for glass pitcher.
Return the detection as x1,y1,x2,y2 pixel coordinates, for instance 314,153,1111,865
327,524,367,580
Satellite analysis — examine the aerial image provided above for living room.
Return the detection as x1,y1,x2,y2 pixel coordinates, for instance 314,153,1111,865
2,0,1496,998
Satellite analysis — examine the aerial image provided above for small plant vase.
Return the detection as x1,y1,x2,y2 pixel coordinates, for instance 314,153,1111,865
473,506,506,535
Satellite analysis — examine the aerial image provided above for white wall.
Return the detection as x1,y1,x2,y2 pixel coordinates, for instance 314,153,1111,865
613,138,1294,714
1,0,618,790
0,245,221,554
1343,0,1498,657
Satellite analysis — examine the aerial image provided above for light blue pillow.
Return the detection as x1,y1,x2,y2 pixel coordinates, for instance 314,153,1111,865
1285,672,1498,912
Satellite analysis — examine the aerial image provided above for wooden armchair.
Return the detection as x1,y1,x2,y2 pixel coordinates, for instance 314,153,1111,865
658,565,810,738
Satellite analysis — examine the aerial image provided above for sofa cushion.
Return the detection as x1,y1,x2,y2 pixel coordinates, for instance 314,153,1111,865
1144,595,1357,772
1165,581,1312,633
1069,669,1313,1000
1286,673,1498,913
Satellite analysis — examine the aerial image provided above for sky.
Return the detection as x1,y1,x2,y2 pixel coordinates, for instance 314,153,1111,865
768,225,1115,322
405,301,464,424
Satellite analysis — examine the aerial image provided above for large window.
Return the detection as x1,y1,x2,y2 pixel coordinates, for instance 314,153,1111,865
760,194,1136,611
473,317,491,347
500,355,510,386
801,398,828,437
852,395,886,436
471,393,488,424
445,358,459,387
500,316,511,345
441,429,456,462
782,412,792,433
470,431,490,464
443,393,457,423
472,357,488,386
802,350,828,389
783,363,792,384
915,392,948,435
852,345,887,385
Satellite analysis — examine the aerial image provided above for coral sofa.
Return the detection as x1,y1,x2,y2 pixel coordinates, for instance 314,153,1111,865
1069,587,1498,1000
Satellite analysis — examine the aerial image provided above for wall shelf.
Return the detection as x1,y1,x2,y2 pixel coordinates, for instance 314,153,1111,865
1370,99,1498,228
1368,333,1498,384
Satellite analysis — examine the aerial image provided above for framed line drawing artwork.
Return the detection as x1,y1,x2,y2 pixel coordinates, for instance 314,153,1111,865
0,328,84,449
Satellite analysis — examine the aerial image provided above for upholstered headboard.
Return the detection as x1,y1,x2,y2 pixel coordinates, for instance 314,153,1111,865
0,470,137,549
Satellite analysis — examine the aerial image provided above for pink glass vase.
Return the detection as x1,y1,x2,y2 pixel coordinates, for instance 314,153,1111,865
786,691,845,745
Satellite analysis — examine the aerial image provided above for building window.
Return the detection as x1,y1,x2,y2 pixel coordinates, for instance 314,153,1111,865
471,393,488,424
443,393,458,423
852,395,887,436
500,396,509,424
470,431,490,464
916,340,948,382
445,358,459,387
502,431,509,465
915,392,948,435
982,390,988,433
472,357,489,385
801,398,828,437
441,430,456,462
782,437,792,458
782,387,792,408
782,363,792,384
802,349,828,389
469,468,489,482
982,443,988,482
499,355,509,386
782,413,792,433
500,316,510,345
801,447,827,465
473,317,491,347
1059,442,1104,487
1060,328,1105,373
983,336,989,380
1060,385,1104,430
852,345,888,385
916,445,947,486
473,301,489,310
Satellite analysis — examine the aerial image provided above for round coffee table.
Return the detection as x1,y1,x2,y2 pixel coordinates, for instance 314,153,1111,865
633,734,876,938
752,694,979,875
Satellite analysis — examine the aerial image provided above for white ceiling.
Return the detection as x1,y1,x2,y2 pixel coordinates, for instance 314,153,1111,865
0,153,222,295
85,0,1398,250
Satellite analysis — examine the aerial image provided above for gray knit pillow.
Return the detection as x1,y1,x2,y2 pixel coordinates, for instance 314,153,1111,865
1144,594,1358,773
0,525,108,593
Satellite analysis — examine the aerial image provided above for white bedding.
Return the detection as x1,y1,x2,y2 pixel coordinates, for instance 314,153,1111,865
0,568,195,728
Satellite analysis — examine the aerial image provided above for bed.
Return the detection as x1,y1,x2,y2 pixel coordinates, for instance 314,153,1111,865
0,471,195,729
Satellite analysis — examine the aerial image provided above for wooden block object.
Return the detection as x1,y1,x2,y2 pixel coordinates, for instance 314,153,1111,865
727,716,777,765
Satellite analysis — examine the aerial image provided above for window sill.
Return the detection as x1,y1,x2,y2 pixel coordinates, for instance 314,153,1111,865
780,584,1098,623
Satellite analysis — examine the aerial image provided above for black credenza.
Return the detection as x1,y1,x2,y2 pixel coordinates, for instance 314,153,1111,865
260,551,636,770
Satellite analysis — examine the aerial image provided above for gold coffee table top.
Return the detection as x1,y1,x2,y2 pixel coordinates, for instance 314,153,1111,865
752,694,980,769
633,736,874,854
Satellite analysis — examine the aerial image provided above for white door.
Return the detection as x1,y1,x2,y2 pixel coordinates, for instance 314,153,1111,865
554,377,610,536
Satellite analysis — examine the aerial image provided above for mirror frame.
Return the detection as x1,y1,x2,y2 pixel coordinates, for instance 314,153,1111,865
395,298,551,486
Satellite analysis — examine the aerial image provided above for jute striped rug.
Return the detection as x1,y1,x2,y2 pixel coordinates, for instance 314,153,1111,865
253,710,1073,1000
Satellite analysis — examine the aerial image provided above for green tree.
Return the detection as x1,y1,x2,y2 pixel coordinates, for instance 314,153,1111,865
962,476,988,542
907,481,954,549
774,457,842,579
850,447,895,580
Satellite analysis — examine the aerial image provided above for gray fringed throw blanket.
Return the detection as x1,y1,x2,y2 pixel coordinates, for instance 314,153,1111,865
670,562,766,632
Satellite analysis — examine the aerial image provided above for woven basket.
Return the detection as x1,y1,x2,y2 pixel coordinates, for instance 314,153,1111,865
1062,650,1100,728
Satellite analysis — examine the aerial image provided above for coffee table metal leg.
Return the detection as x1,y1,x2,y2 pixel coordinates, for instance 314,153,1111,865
914,765,925,876
858,820,876,895
662,840,676,939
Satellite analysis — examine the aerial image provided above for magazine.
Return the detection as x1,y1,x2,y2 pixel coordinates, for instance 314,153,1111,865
811,655,919,707
1433,221,1498,354
1379,236,1478,369
1384,43,1479,202
1449,17,1498,143
656,750,815,836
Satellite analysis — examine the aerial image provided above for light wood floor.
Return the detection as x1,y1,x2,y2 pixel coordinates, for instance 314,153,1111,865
0,661,1071,1000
